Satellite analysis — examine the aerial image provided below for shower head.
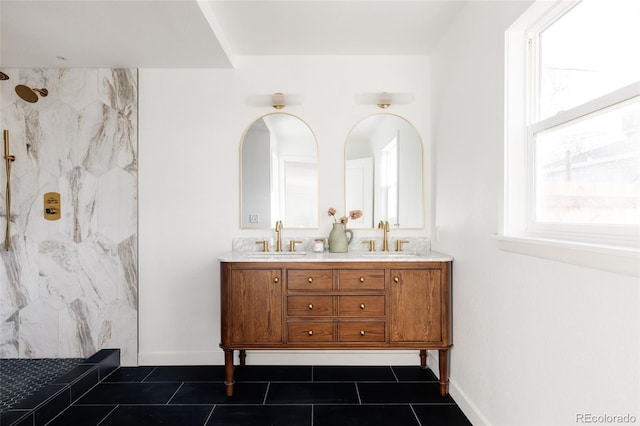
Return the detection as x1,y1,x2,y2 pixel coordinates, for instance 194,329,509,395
0,72,10,81
15,84,48,103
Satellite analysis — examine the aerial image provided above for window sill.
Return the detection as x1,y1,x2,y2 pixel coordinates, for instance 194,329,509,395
494,235,640,277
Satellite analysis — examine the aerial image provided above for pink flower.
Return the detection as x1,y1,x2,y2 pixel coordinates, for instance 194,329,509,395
349,210,363,221
327,207,362,223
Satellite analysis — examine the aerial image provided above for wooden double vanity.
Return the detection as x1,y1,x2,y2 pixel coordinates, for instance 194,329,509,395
219,252,453,397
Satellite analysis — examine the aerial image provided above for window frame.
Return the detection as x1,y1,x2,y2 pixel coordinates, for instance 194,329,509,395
504,0,640,251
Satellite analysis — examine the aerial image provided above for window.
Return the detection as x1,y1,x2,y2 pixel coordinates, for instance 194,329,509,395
505,0,640,249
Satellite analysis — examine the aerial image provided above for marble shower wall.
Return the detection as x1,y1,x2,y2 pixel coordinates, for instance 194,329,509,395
0,69,138,365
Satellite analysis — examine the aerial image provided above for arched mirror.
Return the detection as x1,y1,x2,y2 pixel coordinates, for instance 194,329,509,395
241,113,318,228
345,114,424,229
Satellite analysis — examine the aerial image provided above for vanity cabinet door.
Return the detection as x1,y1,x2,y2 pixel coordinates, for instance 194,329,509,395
230,269,283,344
389,268,442,343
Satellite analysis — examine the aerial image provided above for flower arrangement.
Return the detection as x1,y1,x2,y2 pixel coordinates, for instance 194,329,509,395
327,207,363,224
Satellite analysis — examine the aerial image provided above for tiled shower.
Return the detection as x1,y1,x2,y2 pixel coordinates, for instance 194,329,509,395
0,69,138,366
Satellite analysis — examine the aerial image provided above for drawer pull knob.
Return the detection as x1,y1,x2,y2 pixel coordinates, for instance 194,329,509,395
360,303,365,309
308,304,313,310
393,276,399,283
308,330,313,336
274,277,279,283
307,277,313,283
359,277,365,283
360,330,366,336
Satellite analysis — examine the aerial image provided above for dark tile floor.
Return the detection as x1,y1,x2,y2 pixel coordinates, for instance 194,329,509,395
0,358,83,414
45,365,472,425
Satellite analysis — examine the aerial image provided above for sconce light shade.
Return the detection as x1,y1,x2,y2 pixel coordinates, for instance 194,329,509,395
355,92,415,108
245,93,303,108
272,92,286,109
377,92,392,109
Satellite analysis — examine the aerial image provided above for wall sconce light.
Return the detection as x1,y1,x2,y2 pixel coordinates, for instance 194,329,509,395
245,92,303,108
355,92,416,108
271,92,286,109
377,92,392,109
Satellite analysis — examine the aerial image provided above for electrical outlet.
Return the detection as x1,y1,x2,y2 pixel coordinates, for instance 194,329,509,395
249,214,259,224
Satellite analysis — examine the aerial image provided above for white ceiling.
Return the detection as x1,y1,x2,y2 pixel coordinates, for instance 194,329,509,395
0,0,468,68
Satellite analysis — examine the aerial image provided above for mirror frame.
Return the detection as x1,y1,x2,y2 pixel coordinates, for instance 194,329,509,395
240,112,319,229
344,113,425,229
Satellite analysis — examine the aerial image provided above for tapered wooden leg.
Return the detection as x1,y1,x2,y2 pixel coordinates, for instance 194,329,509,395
224,349,234,396
419,350,427,367
438,349,449,396
239,350,246,367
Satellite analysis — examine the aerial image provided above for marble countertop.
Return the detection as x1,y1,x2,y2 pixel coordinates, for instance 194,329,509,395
218,250,453,263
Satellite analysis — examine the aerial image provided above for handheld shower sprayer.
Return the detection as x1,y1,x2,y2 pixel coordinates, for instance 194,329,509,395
4,129,15,251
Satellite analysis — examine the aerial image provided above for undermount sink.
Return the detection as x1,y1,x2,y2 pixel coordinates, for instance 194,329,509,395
246,252,307,258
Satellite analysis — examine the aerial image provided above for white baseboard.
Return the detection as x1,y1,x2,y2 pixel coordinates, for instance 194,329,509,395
427,351,491,426
138,349,424,366
138,350,222,365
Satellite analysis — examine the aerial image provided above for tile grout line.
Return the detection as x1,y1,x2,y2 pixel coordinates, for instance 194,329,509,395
202,404,216,426
166,382,185,405
390,365,400,382
410,404,424,426
95,404,119,426
262,382,271,405
141,366,157,383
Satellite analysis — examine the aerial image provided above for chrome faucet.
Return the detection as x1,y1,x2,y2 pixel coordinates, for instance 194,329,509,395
378,220,390,251
275,220,283,252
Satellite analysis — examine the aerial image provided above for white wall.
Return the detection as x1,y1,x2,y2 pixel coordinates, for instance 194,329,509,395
431,2,640,425
138,56,433,365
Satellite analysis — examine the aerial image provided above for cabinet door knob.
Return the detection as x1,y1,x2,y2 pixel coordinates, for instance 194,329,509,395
308,330,313,336
359,277,365,283
393,276,399,283
307,277,313,283
273,277,279,283
360,330,366,336
308,304,313,310
360,303,365,309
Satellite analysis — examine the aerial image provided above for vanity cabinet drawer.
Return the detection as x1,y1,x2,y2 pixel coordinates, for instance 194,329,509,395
288,269,333,290
338,270,385,291
287,296,334,316
338,321,385,342
338,295,385,316
287,322,333,342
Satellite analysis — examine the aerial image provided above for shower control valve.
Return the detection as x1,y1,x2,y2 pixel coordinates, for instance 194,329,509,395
43,192,61,221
